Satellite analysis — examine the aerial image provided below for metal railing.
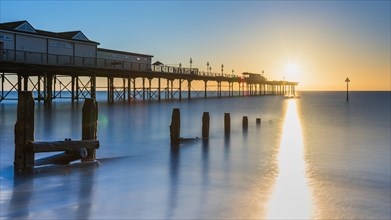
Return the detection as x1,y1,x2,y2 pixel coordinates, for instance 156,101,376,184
0,49,240,79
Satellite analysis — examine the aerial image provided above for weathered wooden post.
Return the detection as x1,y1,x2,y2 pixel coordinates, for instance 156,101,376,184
224,113,230,135
14,91,35,172
242,116,248,130
202,112,210,139
82,98,98,162
170,108,180,145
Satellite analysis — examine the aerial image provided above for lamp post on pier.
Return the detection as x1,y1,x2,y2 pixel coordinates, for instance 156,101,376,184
221,64,224,75
189,58,192,69
345,77,350,102
207,62,209,74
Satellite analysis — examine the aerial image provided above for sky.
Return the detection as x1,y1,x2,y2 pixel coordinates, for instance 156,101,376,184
1,0,390,91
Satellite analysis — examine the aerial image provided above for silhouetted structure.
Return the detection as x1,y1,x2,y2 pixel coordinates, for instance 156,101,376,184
1,20,298,103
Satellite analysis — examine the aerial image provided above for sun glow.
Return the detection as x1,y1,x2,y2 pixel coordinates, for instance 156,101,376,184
284,63,300,81
266,99,313,219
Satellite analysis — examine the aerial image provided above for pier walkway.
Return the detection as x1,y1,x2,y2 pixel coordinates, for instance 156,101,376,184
0,49,297,103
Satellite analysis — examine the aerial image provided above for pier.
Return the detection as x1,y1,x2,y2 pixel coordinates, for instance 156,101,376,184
0,50,297,103
0,21,297,103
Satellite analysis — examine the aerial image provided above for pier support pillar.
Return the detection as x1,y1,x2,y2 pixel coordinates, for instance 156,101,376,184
238,82,241,96
108,77,114,103
142,78,146,101
122,78,126,102
187,80,191,100
165,79,169,99
218,81,222,98
158,78,161,101
204,80,208,98
17,74,22,94
170,80,174,100
23,75,28,91
128,77,131,102
91,75,96,100
45,74,53,104
133,78,136,100
37,75,42,101
75,76,79,101
148,78,152,100
294,85,296,96
179,79,182,100
71,76,75,102
1,73,4,101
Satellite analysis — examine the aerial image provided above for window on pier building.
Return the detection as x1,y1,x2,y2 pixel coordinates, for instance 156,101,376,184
72,32,89,41
15,22,36,33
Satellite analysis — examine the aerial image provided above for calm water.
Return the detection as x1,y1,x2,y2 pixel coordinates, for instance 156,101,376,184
0,91,390,219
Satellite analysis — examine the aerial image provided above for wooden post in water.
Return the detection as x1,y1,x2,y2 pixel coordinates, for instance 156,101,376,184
14,91,35,172
202,112,210,139
224,113,230,135
242,116,248,130
82,98,98,162
170,108,180,145
256,118,261,126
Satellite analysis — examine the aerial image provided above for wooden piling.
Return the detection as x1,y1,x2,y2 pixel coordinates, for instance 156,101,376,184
202,112,210,139
256,118,261,125
14,91,35,172
242,116,248,129
224,113,230,134
170,108,180,145
82,98,98,161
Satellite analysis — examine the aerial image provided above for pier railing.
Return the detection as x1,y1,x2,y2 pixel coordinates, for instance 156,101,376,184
0,49,239,79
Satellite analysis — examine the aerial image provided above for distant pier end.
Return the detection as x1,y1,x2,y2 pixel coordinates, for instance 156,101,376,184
0,20,298,103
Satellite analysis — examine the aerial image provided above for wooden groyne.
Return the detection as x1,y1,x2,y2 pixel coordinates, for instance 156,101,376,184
169,108,263,148
14,91,99,173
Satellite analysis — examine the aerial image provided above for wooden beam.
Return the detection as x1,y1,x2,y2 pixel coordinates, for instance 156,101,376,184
29,140,99,153
35,152,84,166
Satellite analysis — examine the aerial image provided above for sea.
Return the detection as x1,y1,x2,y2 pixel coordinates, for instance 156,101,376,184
0,91,390,219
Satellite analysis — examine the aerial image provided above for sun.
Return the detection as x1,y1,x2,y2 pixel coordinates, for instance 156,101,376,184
284,63,300,81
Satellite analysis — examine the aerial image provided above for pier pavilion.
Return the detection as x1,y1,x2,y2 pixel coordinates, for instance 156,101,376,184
0,20,297,103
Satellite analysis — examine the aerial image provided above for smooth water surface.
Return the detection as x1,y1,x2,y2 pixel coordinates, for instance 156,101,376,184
0,91,390,219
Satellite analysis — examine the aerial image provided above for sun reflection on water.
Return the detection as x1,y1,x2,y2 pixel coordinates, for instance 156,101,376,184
266,99,313,219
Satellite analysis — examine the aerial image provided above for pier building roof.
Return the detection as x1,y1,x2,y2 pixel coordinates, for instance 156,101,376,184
98,48,153,58
0,20,99,45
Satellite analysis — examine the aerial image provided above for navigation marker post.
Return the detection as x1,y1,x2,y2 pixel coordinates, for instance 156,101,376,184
345,77,350,102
